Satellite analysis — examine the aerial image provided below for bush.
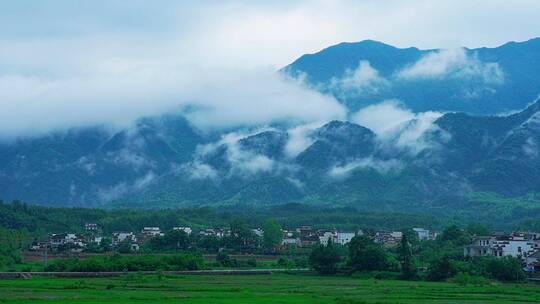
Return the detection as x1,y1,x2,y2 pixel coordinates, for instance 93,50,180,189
348,235,392,273
44,253,204,272
451,272,490,286
351,271,401,280
309,241,341,275
477,257,525,282
216,251,231,267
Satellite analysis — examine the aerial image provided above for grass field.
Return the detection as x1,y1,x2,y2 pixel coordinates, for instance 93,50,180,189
0,273,539,303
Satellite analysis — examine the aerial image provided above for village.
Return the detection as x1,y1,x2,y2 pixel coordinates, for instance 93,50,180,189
28,224,540,273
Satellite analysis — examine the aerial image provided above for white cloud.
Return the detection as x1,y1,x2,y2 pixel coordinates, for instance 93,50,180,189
185,162,219,180
0,66,345,138
133,171,156,189
284,122,321,158
523,137,538,159
351,100,416,137
191,129,281,178
351,101,443,154
396,48,504,85
329,60,388,98
0,1,538,138
329,157,402,178
96,170,156,202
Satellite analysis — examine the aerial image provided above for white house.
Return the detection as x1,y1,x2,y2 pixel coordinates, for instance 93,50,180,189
50,233,85,248
492,235,535,258
142,227,163,237
318,230,338,245
337,232,356,245
281,237,299,246
465,234,536,260
464,236,496,257
84,223,99,231
173,227,192,235
252,228,264,237
112,232,137,246
413,228,430,241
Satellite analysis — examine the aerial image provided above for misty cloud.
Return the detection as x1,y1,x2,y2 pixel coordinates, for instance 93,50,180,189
284,123,320,158
351,101,444,155
329,157,403,179
328,60,388,98
0,66,346,139
396,48,504,85
96,170,156,202
184,161,219,180
523,137,538,159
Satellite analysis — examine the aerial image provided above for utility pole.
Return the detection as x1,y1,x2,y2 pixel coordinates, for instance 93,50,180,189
44,243,48,268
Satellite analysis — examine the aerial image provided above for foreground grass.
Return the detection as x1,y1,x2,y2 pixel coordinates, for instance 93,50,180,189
0,273,539,304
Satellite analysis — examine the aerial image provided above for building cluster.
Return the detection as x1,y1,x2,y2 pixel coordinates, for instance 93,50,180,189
30,225,191,253
279,226,436,248
30,223,439,253
464,232,540,271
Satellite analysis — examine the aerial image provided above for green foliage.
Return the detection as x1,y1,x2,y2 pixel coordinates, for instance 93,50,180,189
397,233,416,280
147,230,190,251
451,272,490,286
474,257,525,281
348,235,392,272
117,241,133,254
440,225,470,246
0,227,27,269
262,219,282,252
44,253,204,272
215,251,231,267
309,241,341,274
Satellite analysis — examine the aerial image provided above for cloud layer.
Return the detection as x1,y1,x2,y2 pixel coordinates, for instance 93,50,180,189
0,1,538,137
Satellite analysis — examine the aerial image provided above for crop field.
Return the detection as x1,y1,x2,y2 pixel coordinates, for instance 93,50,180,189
0,273,539,304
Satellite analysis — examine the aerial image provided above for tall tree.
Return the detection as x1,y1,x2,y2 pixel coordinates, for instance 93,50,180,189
398,233,416,279
348,235,388,272
262,219,282,253
309,240,341,274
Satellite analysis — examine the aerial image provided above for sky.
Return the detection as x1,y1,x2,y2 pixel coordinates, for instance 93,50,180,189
0,0,539,138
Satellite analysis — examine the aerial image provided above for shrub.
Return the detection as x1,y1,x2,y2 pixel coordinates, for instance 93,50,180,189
451,272,490,286
309,241,341,275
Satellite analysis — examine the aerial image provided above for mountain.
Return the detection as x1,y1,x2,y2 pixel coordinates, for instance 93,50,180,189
284,38,540,114
1,38,540,223
0,115,206,206
2,100,540,212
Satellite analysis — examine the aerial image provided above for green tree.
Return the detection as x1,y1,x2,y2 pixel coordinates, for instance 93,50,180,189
440,225,470,245
216,251,232,267
164,230,190,251
466,224,491,236
229,219,259,253
427,254,458,281
117,241,132,254
348,235,389,272
262,219,282,253
398,233,416,279
309,240,341,274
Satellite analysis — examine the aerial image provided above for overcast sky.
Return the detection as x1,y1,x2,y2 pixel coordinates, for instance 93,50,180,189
1,0,539,138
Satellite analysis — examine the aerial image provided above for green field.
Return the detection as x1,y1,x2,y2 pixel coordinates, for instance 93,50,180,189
0,274,539,303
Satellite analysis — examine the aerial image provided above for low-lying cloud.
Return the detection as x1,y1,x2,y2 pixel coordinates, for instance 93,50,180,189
329,157,403,179
396,48,504,84
0,66,346,139
329,60,388,99
351,100,444,154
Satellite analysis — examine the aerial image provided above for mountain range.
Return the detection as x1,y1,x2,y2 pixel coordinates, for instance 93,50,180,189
284,38,540,114
1,38,539,220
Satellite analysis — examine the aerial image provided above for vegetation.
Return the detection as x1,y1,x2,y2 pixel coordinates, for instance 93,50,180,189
348,235,396,273
262,219,283,253
1,273,540,303
309,241,341,274
44,253,204,272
